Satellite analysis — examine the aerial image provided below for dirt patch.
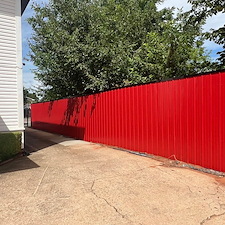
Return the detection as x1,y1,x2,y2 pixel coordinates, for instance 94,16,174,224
215,177,225,186
104,144,225,178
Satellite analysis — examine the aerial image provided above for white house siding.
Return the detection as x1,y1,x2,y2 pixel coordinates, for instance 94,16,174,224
0,0,24,144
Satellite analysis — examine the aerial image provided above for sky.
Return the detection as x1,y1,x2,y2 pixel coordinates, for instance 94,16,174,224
22,0,224,89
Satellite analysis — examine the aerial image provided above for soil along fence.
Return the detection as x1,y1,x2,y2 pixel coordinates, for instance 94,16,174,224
31,71,225,172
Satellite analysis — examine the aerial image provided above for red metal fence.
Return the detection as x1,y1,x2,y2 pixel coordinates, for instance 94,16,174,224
31,71,225,172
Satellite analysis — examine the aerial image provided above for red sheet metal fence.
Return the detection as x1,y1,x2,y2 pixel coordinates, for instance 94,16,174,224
31,71,225,172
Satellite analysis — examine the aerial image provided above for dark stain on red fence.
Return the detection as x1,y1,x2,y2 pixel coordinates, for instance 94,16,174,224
31,70,225,172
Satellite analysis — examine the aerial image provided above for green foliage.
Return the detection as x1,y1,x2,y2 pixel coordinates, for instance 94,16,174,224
28,0,214,100
188,0,225,17
0,132,22,162
23,87,39,104
188,0,225,66
128,15,213,83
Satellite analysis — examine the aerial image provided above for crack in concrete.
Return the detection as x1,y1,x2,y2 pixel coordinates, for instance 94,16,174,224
187,185,193,194
200,212,225,224
90,181,126,219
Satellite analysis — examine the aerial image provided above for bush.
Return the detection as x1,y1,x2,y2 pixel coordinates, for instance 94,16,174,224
0,132,22,162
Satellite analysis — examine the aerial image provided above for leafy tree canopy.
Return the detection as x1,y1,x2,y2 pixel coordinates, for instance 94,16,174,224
28,0,214,100
188,0,225,65
23,87,39,104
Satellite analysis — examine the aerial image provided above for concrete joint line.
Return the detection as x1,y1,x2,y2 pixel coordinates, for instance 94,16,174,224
33,166,49,196
200,212,225,225
90,181,126,219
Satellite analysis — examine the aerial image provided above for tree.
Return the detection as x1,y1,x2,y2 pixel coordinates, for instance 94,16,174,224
188,0,225,65
28,0,214,100
128,12,214,83
23,87,39,104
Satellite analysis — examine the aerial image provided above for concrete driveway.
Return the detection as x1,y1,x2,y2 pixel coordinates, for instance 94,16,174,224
0,128,225,225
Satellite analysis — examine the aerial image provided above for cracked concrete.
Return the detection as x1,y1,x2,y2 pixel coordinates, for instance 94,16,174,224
0,128,225,225
90,181,127,219
200,212,225,225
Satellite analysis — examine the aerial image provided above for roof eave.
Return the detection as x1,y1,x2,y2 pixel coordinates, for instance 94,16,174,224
21,0,30,15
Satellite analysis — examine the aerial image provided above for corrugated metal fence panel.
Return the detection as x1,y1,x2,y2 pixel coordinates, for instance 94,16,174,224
31,71,225,172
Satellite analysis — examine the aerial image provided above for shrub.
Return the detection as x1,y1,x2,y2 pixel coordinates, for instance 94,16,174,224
0,132,22,162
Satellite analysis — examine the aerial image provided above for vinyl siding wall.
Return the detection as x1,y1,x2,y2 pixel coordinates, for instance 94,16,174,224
0,0,24,138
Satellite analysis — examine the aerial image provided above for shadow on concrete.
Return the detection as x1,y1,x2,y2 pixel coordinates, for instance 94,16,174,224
24,128,58,153
0,117,40,174
0,156,39,174
24,127,83,153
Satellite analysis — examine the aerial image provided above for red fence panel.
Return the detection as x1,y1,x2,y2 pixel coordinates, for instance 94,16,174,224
31,71,225,172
